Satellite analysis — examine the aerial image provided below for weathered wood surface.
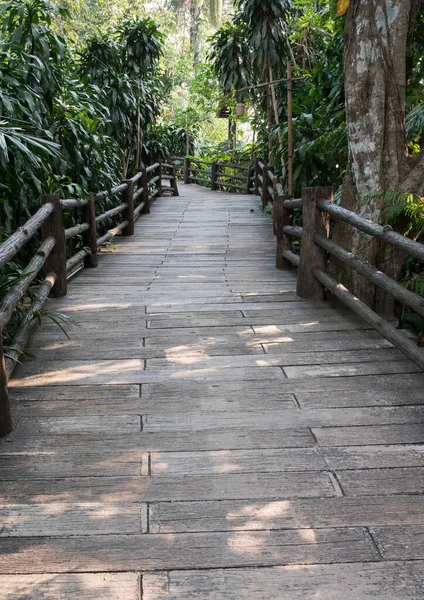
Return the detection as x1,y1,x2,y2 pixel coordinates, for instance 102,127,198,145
149,495,424,533
0,573,140,600
142,562,424,599
2,184,424,597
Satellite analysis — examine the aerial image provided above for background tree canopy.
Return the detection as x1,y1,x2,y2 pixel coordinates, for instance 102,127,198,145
1,0,423,248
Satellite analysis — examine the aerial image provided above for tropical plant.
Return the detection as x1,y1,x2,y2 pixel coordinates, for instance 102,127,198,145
208,22,252,97
235,0,292,78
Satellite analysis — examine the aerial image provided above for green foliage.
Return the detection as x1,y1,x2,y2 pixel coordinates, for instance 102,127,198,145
195,136,255,165
144,123,197,161
208,22,252,97
118,17,165,77
0,0,165,347
363,191,424,237
406,101,424,141
235,0,292,77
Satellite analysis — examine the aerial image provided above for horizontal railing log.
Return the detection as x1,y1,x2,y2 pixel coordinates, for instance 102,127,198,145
275,185,424,371
5,273,56,380
0,160,179,437
314,268,424,371
65,222,90,241
67,247,91,273
0,237,56,330
317,199,424,262
0,203,54,270
170,156,252,194
95,203,128,225
61,198,89,210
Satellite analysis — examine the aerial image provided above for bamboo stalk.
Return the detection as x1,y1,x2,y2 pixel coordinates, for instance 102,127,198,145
287,62,294,198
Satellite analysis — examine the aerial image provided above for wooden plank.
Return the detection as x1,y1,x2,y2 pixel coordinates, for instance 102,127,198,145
15,415,142,435
150,494,424,533
11,397,143,417
337,467,424,496
252,321,375,334
313,423,424,446
10,362,286,386
143,406,424,432
297,388,424,408
139,471,336,501
9,365,145,388
284,360,420,378
0,527,380,573
0,573,140,600
0,449,148,477
0,477,144,504
138,428,315,451
145,301,307,313
142,562,424,599
150,448,326,475
323,444,424,469
0,433,146,452
371,525,424,560
10,392,296,416
146,348,404,370
9,384,139,400
0,502,145,536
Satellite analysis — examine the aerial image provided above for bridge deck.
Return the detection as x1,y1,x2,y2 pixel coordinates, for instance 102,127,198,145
1,183,424,598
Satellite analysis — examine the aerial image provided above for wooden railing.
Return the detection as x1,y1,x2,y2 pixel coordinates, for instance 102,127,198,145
0,162,178,437
274,186,424,371
170,157,254,194
253,159,276,210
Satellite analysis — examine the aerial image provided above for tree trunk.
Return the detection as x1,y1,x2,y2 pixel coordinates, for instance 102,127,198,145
190,2,202,72
330,0,423,314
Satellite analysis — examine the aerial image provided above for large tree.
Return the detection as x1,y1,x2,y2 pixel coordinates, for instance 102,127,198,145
331,0,423,312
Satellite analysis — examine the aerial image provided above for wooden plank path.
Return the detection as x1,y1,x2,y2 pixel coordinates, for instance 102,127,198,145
1,183,424,599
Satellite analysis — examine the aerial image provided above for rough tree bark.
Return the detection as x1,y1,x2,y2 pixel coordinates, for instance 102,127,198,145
190,1,202,72
330,0,423,313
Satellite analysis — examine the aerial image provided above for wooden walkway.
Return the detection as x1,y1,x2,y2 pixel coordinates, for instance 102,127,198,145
1,184,424,598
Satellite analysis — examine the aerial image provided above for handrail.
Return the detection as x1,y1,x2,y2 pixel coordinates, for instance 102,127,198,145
65,222,90,240
61,198,89,210
0,160,179,437
146,162,160,173
314,232,424,319
95,203,128,225
5,272,56,379
275,185,424,372
317,199,424,262
171,156,254,194
0,203,54,270
0,237,56,329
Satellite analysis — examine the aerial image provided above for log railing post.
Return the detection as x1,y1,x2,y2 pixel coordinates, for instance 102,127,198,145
170,166,179,196
275,189,294,269
40,193,67,297
157,164,163,198
122,179,134,236
0,331,12,438
246,165,253,194
272,180,278,236
82,193,98,267
184,158,191,184
262,167,270,209
141,168,150,214
297,186,333,300
211,162,218,191
254,159,260,195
